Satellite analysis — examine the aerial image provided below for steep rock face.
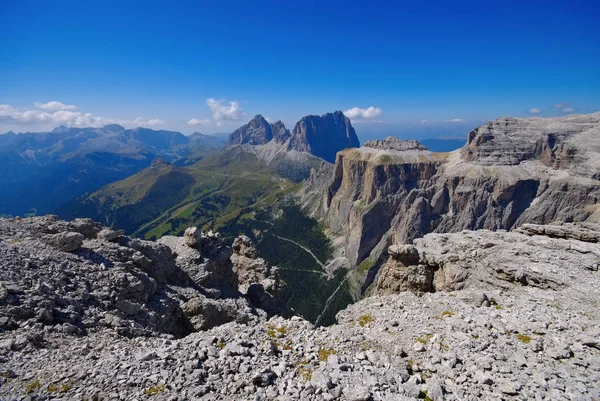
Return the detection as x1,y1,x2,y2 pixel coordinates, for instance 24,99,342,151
288,111,360,163
228,115,274,146
300,113,600,297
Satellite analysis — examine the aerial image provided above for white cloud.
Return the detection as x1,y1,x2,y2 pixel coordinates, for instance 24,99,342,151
420,119,432,124
343,106,383,119
0,103,164,128
265,117,274,123
34,101,77,111
554,102,569,109
147,118,165,126
187,118,211,126
528,108,542,114
562,107,575,113
206,98,245,121
445,118,463,123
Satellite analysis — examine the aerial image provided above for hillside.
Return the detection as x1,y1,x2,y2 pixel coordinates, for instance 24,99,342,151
57,146,296,239
0,125,225,216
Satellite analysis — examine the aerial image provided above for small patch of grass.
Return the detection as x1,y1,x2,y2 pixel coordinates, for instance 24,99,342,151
418,389,433,401
47,384,59,393
144,384,165,395
416,337,427,344
517,334,532,344
318,348,337,361
277,325,288,336
298,367,312,381
358,314,373,327
216,342,225,350
60,381,72,393
441,310,455,317
25,379,41,394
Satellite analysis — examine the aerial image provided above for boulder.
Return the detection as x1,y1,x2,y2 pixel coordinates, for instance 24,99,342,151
43,231,84,252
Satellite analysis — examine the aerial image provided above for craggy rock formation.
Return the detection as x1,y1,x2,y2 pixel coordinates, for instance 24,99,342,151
231,235,287,317
288,111,360,163
1,222,599,400
228,111,358,181
300,113,600,296
0,216,285,338
228,115,290,146
375,221,600,295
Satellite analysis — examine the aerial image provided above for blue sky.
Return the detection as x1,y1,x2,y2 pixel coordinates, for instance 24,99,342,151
1,0,599,140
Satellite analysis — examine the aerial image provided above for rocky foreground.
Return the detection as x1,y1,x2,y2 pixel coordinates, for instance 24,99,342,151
1,217,600,400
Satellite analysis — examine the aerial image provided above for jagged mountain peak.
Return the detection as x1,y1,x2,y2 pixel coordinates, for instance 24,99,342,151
228,114,273,146
51,125,70,133
288,110,360,163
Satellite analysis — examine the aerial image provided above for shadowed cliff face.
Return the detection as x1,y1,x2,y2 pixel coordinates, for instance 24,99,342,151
288,111,360,163
300,113,600,298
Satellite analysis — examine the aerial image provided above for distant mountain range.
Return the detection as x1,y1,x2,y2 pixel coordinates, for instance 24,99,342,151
0,124,226,216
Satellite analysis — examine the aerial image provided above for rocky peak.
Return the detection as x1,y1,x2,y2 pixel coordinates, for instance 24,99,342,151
288,111,360,163
103,124,125,133
271,120,291,143
363,137,428,151
51,125,70,133
228,114,273,146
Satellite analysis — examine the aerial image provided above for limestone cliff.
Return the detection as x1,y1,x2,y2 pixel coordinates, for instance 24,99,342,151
299,113,600,297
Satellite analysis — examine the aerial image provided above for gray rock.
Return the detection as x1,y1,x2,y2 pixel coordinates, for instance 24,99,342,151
97,228,124,242
43,231,84,252
343,386,371,401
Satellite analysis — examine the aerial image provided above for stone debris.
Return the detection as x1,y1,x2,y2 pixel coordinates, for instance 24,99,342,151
1,217,599,400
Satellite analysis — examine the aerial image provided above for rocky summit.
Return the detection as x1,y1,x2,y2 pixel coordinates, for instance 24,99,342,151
0,217,599,400
288,111,360,163
228,111,360,164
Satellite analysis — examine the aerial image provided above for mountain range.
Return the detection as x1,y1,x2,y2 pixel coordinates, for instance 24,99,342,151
0,124,226,216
